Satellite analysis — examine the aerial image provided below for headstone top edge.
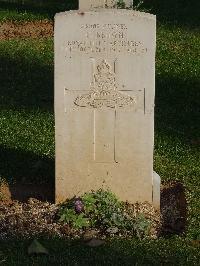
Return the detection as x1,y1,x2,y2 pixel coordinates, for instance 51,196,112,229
54,9,156,20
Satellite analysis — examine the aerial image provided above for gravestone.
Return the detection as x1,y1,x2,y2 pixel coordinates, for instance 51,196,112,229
55,2,160,208
79,0,132,10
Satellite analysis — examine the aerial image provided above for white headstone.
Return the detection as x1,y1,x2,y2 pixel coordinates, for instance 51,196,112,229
55,8,160,208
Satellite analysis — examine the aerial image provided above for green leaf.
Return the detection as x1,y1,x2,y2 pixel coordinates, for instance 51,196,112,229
59,208,76,223
73,213,90,229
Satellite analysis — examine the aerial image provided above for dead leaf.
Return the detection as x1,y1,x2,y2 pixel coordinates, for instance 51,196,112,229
85,238,105,247
83,229,99,241
0,251,6,264
190,240,200,247
28,239,49,255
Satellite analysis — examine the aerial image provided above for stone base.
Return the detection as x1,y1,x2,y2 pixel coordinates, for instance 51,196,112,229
153,171,161,210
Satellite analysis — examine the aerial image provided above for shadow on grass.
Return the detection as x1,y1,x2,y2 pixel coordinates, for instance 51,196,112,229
0,0,78,18
0,237,199,265
0,145,54,188
0,50,199,137
145,0,200,27
0,53,54,112
155,75,200,141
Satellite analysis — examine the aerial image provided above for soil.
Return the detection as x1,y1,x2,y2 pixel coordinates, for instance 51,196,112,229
10,184,54,202
161,182,187,235
0,20,53,40
0,196,160,240
0,181,187,240
0,182,12,204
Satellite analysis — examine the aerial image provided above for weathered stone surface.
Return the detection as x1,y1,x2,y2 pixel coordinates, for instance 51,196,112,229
79,0,132,10
55,9,160,207
153,172,161,209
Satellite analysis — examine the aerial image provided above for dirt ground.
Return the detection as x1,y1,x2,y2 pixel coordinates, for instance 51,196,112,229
160,182,187,234
0,182,161,240
0,181,187,239
0,20,53,40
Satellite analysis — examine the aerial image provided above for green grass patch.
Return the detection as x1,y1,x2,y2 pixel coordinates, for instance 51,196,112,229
155,24,200,239
0,8,49,21
0,39,54,184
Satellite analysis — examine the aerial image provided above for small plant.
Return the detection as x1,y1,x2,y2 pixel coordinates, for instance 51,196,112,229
116,0,126,9
59,198,90,229
58,189,152,238
133,214,151,239
116,0,144,10
131,0,144,11
86,189,125,228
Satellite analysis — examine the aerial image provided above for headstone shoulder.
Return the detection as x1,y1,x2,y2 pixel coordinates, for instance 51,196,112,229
55,9,156,20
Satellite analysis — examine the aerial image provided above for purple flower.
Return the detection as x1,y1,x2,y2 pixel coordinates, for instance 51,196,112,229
74,198,84,213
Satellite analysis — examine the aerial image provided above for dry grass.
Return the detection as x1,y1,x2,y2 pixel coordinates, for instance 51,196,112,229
0,20,53,40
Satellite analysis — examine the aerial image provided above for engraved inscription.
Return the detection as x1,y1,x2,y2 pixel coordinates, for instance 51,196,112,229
74,60,136,108
65,23,147,55
81,23,128,30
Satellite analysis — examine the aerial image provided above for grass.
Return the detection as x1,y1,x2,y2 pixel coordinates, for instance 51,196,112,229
0,0,200,264
0,8,49,21
154,24,200,240
0,237,200,265
0,0,78,22
0,39,54,184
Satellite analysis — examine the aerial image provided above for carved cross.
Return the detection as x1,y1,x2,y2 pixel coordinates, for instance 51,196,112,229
64,59,144,163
